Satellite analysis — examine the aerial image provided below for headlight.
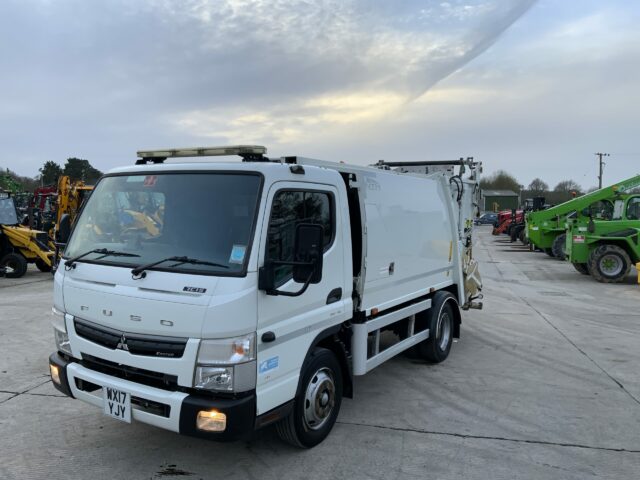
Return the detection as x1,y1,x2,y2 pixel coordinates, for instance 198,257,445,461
197,333,255,364
52,306,72,356
194,334,256,392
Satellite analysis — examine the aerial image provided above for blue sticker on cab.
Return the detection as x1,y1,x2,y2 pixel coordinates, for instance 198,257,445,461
229,245,246,264
259,356,279,374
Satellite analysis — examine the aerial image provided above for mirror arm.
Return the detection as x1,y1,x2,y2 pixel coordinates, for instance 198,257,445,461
266,271,314,297
262,259,316,297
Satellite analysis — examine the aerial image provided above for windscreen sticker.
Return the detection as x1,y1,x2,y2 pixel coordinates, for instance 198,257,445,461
229,244,246,264
259,356,279,374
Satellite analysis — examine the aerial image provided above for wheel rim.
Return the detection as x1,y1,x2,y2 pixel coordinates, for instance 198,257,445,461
436,310,452,351
599,254,623,276
303,367,335,431
4,260,17,274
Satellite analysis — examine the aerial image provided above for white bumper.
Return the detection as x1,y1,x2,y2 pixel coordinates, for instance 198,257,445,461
66,363,188,432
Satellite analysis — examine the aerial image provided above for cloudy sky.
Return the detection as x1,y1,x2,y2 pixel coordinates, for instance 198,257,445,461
1,0,638,189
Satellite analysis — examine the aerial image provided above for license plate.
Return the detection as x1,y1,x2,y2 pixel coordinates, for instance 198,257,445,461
103,386,132,423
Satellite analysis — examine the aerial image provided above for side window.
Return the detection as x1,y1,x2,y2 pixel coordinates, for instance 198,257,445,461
626,197,640,220
588,200,613,220
267,190,333,285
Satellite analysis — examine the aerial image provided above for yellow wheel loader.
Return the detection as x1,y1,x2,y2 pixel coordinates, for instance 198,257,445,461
0,195,54,278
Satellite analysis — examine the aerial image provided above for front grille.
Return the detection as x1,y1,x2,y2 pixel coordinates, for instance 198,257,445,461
74,319,187,358
80,353,179,391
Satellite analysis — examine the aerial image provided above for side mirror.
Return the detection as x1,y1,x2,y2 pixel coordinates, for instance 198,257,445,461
57,213,72,244
258,223,324,297
292,223,324,284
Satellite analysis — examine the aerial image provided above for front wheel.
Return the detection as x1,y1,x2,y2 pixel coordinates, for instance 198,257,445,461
276,348,343,448
588,244,631,283
35,259,52,272
519,229,528,245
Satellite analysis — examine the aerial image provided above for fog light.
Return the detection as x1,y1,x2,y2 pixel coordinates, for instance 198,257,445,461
50,364,61,385
196,410,227,432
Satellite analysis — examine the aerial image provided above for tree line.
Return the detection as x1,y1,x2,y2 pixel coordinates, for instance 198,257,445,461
0,158,103,193
480,170,584,195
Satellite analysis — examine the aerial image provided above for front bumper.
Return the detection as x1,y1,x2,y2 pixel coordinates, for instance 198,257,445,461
49,352,256,441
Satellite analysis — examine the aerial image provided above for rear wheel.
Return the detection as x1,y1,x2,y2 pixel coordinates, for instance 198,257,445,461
551,233,567,260
35,259,52,272
510,226,523,243
1,253,28,278
544,248,555,257
276,348,343,448
416,293,457,363
572,262,589,275
588,244,631,283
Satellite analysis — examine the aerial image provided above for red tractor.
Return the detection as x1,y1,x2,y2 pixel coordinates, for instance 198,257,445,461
492,209,524,235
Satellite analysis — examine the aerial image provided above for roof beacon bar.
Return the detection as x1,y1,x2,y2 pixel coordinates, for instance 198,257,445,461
135,145,267,165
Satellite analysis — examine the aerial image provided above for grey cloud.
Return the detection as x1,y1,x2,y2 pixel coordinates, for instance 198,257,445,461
0,0,539,176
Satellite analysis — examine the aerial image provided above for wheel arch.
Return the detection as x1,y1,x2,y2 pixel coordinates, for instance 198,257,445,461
300,323,353,399
432,288,462,339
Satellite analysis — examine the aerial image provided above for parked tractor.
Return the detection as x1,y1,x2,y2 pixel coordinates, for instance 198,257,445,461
565,184,640,282
0,194,54,278
526,175,640,260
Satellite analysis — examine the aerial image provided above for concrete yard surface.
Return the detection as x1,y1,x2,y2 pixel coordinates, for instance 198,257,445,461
1,228,639,479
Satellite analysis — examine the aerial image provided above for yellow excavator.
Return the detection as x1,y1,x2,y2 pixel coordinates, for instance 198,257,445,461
52,176,94,241
0,194,54,278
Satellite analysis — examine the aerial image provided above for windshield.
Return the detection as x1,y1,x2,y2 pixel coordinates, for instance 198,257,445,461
64,172,262,275
0,197,19,225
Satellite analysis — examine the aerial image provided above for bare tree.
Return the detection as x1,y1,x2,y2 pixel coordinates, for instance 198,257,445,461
554,180,582,194
480,170,520,192
527,177,548,194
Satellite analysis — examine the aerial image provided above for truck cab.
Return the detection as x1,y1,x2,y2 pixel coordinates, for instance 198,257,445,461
49,146,482,447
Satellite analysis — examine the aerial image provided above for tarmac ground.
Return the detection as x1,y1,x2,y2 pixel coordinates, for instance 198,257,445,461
1,226,639,479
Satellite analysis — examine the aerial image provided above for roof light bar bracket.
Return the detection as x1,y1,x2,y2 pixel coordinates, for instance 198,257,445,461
134,145,267,164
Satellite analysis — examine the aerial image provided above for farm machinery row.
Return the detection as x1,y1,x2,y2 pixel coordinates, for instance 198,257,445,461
488,174,640,283
0,176,93,278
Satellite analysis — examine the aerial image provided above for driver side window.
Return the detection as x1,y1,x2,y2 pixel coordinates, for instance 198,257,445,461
266,190,333,286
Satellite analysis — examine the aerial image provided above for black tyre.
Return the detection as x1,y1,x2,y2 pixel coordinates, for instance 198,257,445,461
572,262,589,275
35,259,52,272
551,233,567,260
416,292,457,363
519,229,527,245
510,226,523,243
588,244,632,283
276,348,343,448
1,253,28,278
544,248,555,257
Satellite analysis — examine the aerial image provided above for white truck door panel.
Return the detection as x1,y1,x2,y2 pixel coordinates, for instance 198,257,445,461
255,182,347,415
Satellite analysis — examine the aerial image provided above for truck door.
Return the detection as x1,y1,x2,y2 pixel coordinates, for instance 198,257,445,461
256,182,347,415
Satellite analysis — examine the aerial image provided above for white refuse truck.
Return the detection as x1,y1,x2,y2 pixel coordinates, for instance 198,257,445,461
49,146,483,448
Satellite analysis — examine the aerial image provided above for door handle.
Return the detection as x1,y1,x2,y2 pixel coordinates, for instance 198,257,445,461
326,288,342,305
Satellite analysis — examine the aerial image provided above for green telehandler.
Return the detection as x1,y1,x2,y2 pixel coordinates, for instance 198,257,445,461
526,174,640,259
565,190,640,283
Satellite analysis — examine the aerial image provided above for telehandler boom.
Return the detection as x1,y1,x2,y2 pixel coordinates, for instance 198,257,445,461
526,175,640,259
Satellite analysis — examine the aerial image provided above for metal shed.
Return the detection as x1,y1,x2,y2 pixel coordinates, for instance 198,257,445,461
482,189,519,212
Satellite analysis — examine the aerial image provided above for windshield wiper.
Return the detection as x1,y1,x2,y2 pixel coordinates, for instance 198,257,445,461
65,248,140,270
131,256,229,278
